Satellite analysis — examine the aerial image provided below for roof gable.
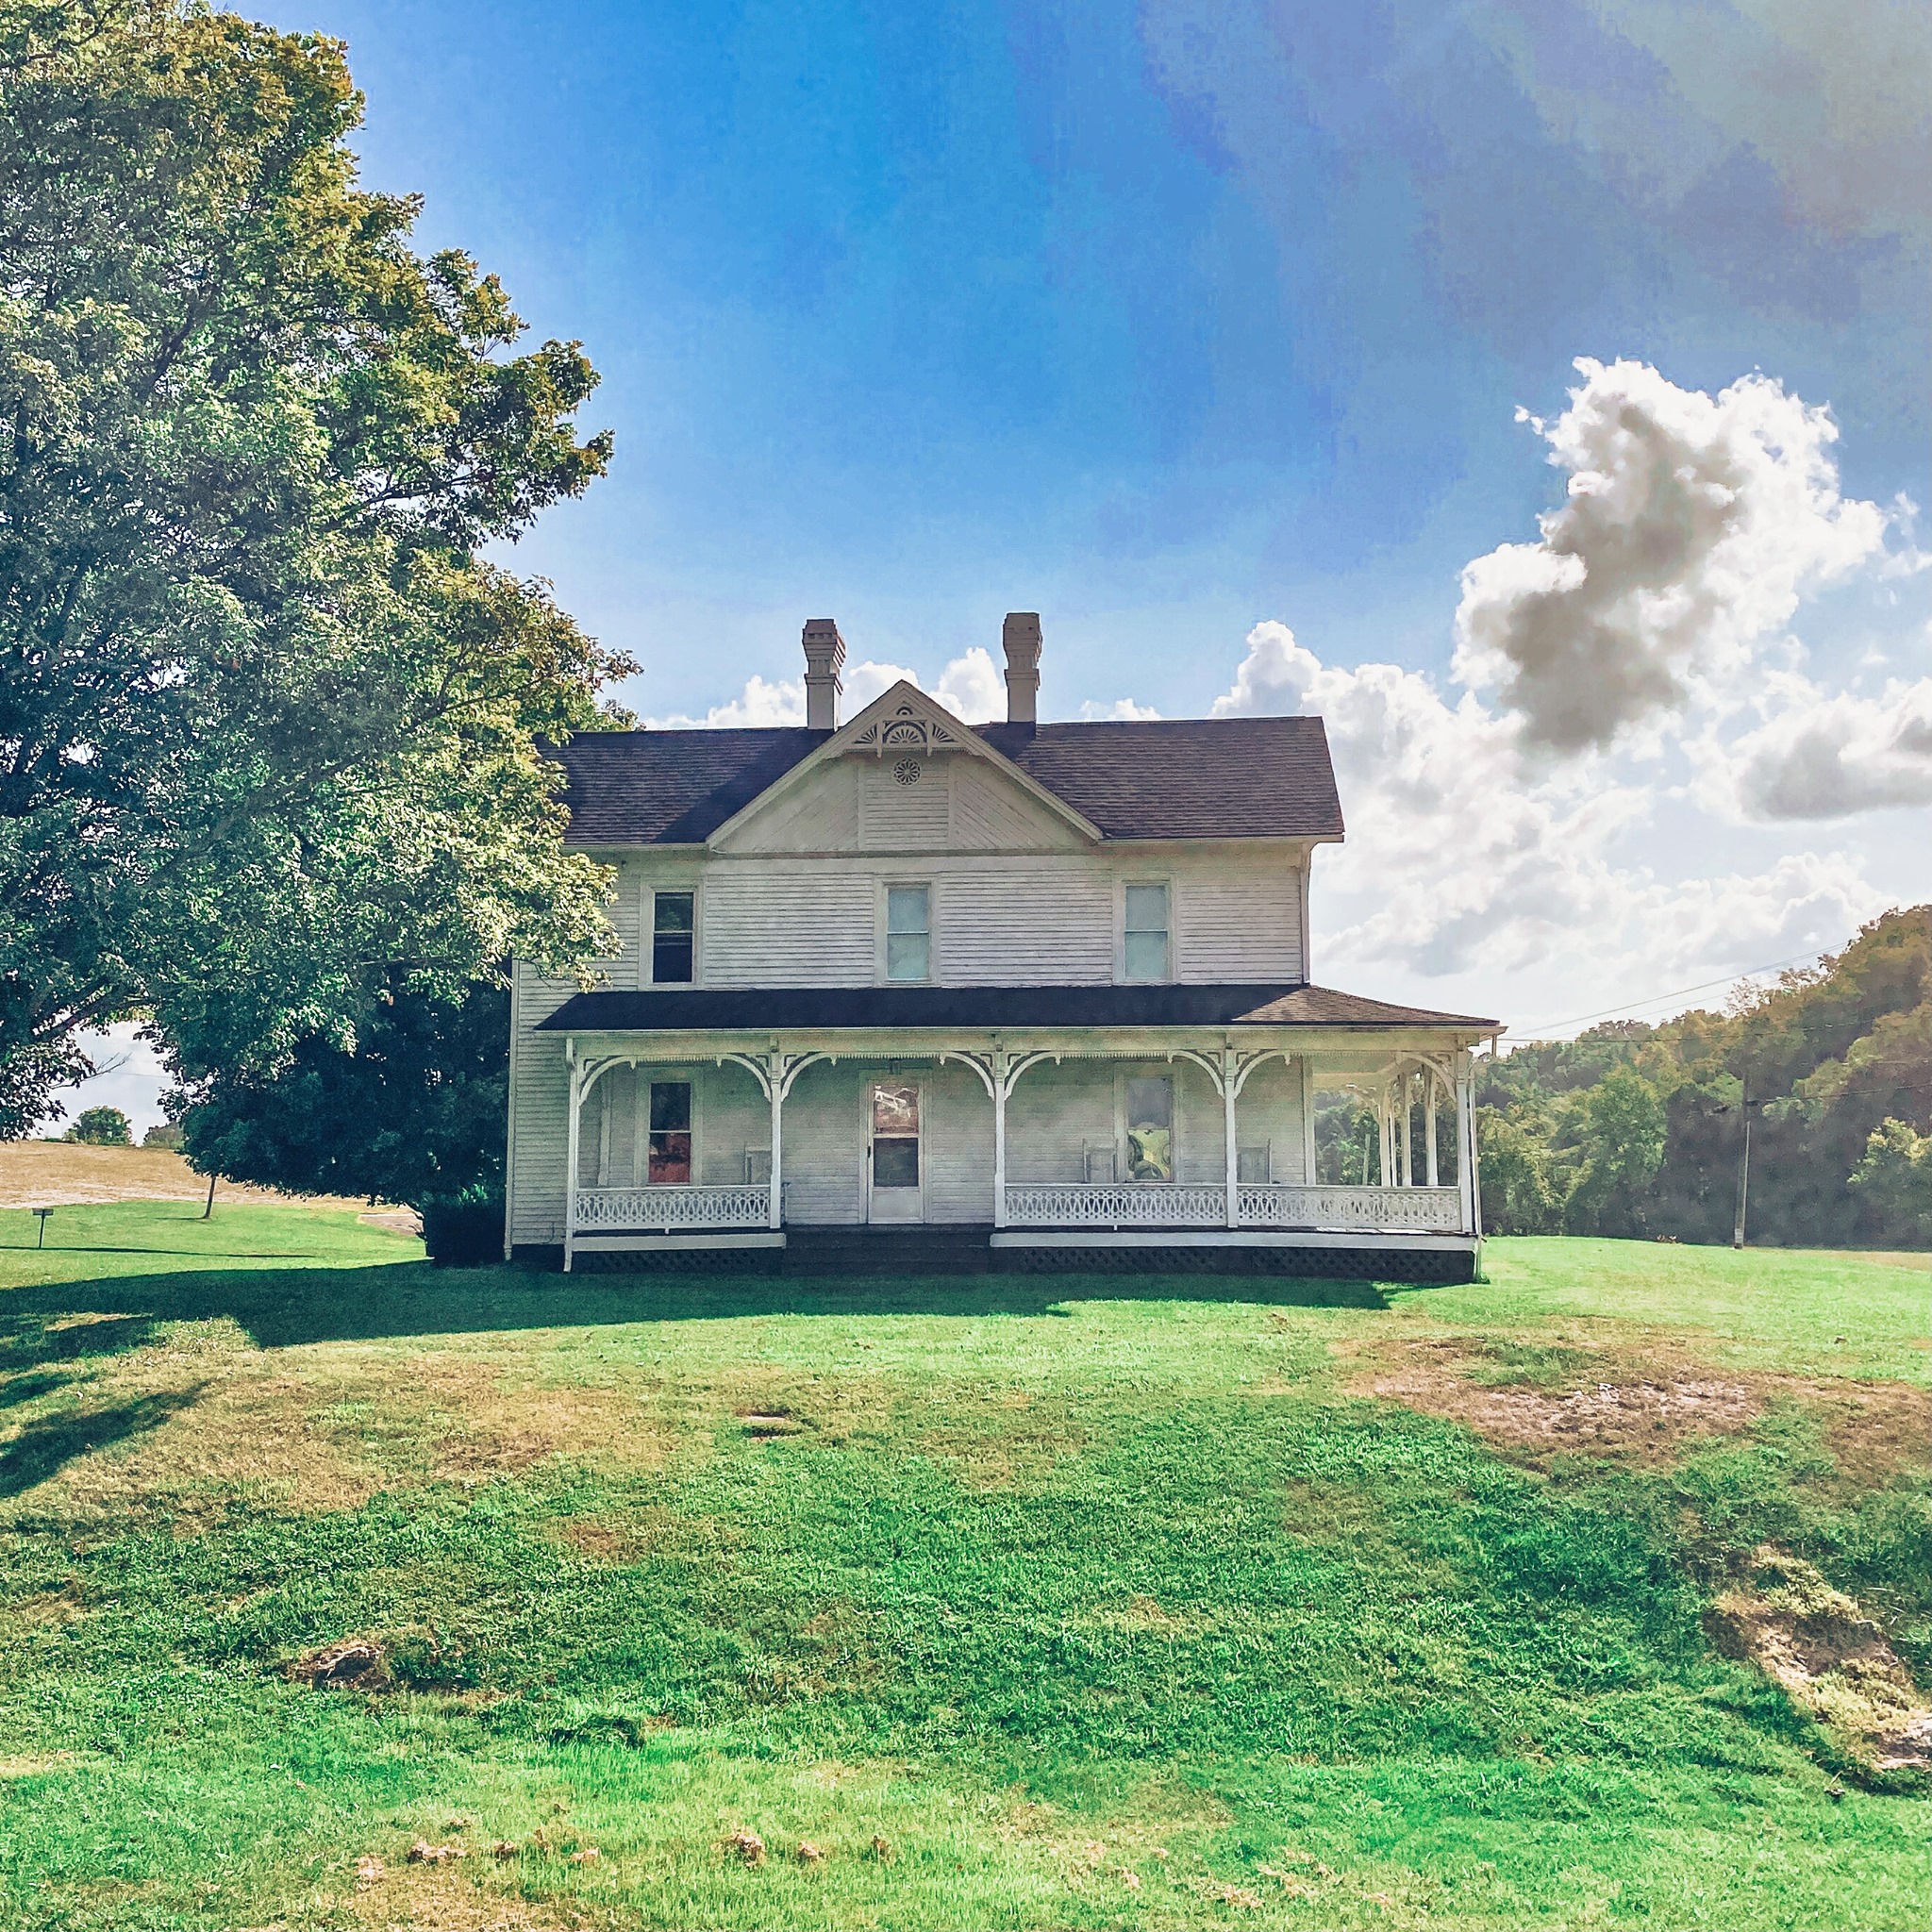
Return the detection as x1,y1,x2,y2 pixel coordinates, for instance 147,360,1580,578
547,708,1346,847
705,681,1102,851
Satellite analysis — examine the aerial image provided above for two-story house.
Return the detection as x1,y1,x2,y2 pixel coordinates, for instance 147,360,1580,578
506,615,1499,1278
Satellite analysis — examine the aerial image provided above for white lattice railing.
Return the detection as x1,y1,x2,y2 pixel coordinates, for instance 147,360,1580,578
1004,1183,1229,1227
1238,1184,1464,1232
1001,1182,1465,1233
574,1185,772,1232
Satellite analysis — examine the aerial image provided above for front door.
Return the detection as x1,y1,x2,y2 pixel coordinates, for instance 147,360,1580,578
866,1080,924,1223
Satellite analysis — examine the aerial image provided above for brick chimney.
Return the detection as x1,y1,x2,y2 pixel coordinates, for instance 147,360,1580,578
1002,612,1041,724
801,619,845,729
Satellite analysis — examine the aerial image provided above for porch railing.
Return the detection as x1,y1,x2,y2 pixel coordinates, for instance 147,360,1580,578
574,1184,772,1232
1004,1183,1230,1227
1237,1183,1462,1232
1003,1181,1464,1233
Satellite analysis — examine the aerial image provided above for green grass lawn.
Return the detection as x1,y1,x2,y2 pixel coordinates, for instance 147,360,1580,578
1,1207,1926,1930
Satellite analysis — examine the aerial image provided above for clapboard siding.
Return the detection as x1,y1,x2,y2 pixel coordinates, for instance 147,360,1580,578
723,763,859,855
1174,865,1303,982
951,765,1079,851
936,869,1114,984
1235,1055,1309,1183
700,871,875,986
924,1058,995,1223
508,960,571,1244
859,762,950,849
1006,1060,1113,1183
779,1058,864,1223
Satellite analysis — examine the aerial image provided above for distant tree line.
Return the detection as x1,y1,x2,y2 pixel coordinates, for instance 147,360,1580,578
1474,906,1929,1247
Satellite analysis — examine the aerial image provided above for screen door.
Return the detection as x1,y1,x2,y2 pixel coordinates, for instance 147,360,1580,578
866,1081,924,1222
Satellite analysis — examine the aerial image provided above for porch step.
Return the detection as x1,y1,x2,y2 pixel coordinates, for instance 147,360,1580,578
783,1225,994,1275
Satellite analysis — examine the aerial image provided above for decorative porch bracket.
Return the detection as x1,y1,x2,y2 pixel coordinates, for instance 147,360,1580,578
716,1047,835,1229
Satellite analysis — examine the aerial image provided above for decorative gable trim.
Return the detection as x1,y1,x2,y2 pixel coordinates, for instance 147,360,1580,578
843,694,971,758
705,679,1104,849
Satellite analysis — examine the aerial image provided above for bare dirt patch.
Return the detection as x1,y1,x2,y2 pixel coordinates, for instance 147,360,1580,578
346,1857,590,1928
1352,1336,1761,1461
1708,1547,1932,1778
1349,1335,1932,1474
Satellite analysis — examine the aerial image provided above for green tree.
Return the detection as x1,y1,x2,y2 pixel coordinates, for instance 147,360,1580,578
1474,1108,1559,1234
1564,1064,1668,1235
174,977,507,1209
66,1105,132,1145
1849,1119,1932,1245
0,2,628,1131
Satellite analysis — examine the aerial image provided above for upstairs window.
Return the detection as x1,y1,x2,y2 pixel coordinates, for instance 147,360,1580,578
1124,882,1170,982
647,1081,691,1183
652,890,694,983
886,884,931,982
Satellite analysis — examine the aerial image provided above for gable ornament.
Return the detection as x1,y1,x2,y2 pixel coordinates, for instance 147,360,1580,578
847,700,965,759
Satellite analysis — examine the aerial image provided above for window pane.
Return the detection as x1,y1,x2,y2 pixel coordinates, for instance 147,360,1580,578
887,885,929,933
649,1082,691,1131
1124,930,1168,981
873,1137,920,1187
871,1083,919,1134
1124,883,1168,933
654,891,694,934
648,1132,691,1184
653,932,693,983
886,931,930,981
1125,1075,1173,1182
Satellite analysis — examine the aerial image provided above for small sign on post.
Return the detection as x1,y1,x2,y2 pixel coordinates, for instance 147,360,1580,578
32,1207,53,1249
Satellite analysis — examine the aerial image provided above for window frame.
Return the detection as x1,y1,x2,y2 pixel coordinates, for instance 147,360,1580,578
878,878,935,985
1120,876,1173,984
1115,1068,1177,1182
645,883,699,988
643,1071,696,1186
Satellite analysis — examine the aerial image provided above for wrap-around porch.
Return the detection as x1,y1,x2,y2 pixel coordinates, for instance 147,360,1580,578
550,1027,1483,1271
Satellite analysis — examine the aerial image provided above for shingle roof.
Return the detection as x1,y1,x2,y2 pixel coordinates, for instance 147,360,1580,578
537,983,1497,1033
549,716,1344,845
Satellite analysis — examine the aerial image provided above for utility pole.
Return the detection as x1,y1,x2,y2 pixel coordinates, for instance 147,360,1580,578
1732,1080,1752,1250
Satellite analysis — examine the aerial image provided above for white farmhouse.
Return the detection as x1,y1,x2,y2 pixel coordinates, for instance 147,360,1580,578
506,615,1499,1278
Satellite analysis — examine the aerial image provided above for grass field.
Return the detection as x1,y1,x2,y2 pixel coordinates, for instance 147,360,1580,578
0,1206,1926,1930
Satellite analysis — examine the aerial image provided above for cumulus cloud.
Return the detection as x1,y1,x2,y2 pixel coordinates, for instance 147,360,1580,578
1714,675,1932,819
647,647,1008,729
1452,358,1889,753
1079,696,1163,721
1210,620,1889,991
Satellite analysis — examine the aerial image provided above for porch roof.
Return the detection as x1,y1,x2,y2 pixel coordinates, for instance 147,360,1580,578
537,982,1498,1034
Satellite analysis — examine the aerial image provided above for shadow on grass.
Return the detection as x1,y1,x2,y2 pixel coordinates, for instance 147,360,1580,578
1,1258,1389,1357
0,1388,202,1497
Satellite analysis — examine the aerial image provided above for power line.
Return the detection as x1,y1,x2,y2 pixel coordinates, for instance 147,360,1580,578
1507,949,1820,1041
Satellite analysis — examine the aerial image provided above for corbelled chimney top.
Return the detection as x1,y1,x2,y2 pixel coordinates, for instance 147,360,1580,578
801,618,845,729
1002,611,1041,724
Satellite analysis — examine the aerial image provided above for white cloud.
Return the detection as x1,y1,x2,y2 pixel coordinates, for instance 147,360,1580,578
1452,358,1889,752
1208,620,1890,1013
1714,675,1932,819
645,674,806,729
647,648,1007,729
1079,696,1162,721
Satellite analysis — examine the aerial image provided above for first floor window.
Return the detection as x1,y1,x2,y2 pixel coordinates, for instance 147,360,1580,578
653,890,694,983
1124,882,1170,981
648,1081,691,1183
886,883,931,981
1125,1075,1174,1180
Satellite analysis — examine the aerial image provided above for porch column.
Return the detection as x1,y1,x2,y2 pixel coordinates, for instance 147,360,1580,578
1379,1091,1393,1188
1400,1073,1413,1187
1300,1056,1317,1185
991,1046,1009,1229
1458,1059,1482,1237
766,1045,785,1230
562,1039,581,1273
1223,1047,1240,1228
1424,1069,1441,1188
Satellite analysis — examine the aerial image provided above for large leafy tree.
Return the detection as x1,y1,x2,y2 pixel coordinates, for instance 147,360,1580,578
0,1,628,1128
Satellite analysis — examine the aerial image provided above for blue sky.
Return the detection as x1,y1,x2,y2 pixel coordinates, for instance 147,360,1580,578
58,0,1932,1131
